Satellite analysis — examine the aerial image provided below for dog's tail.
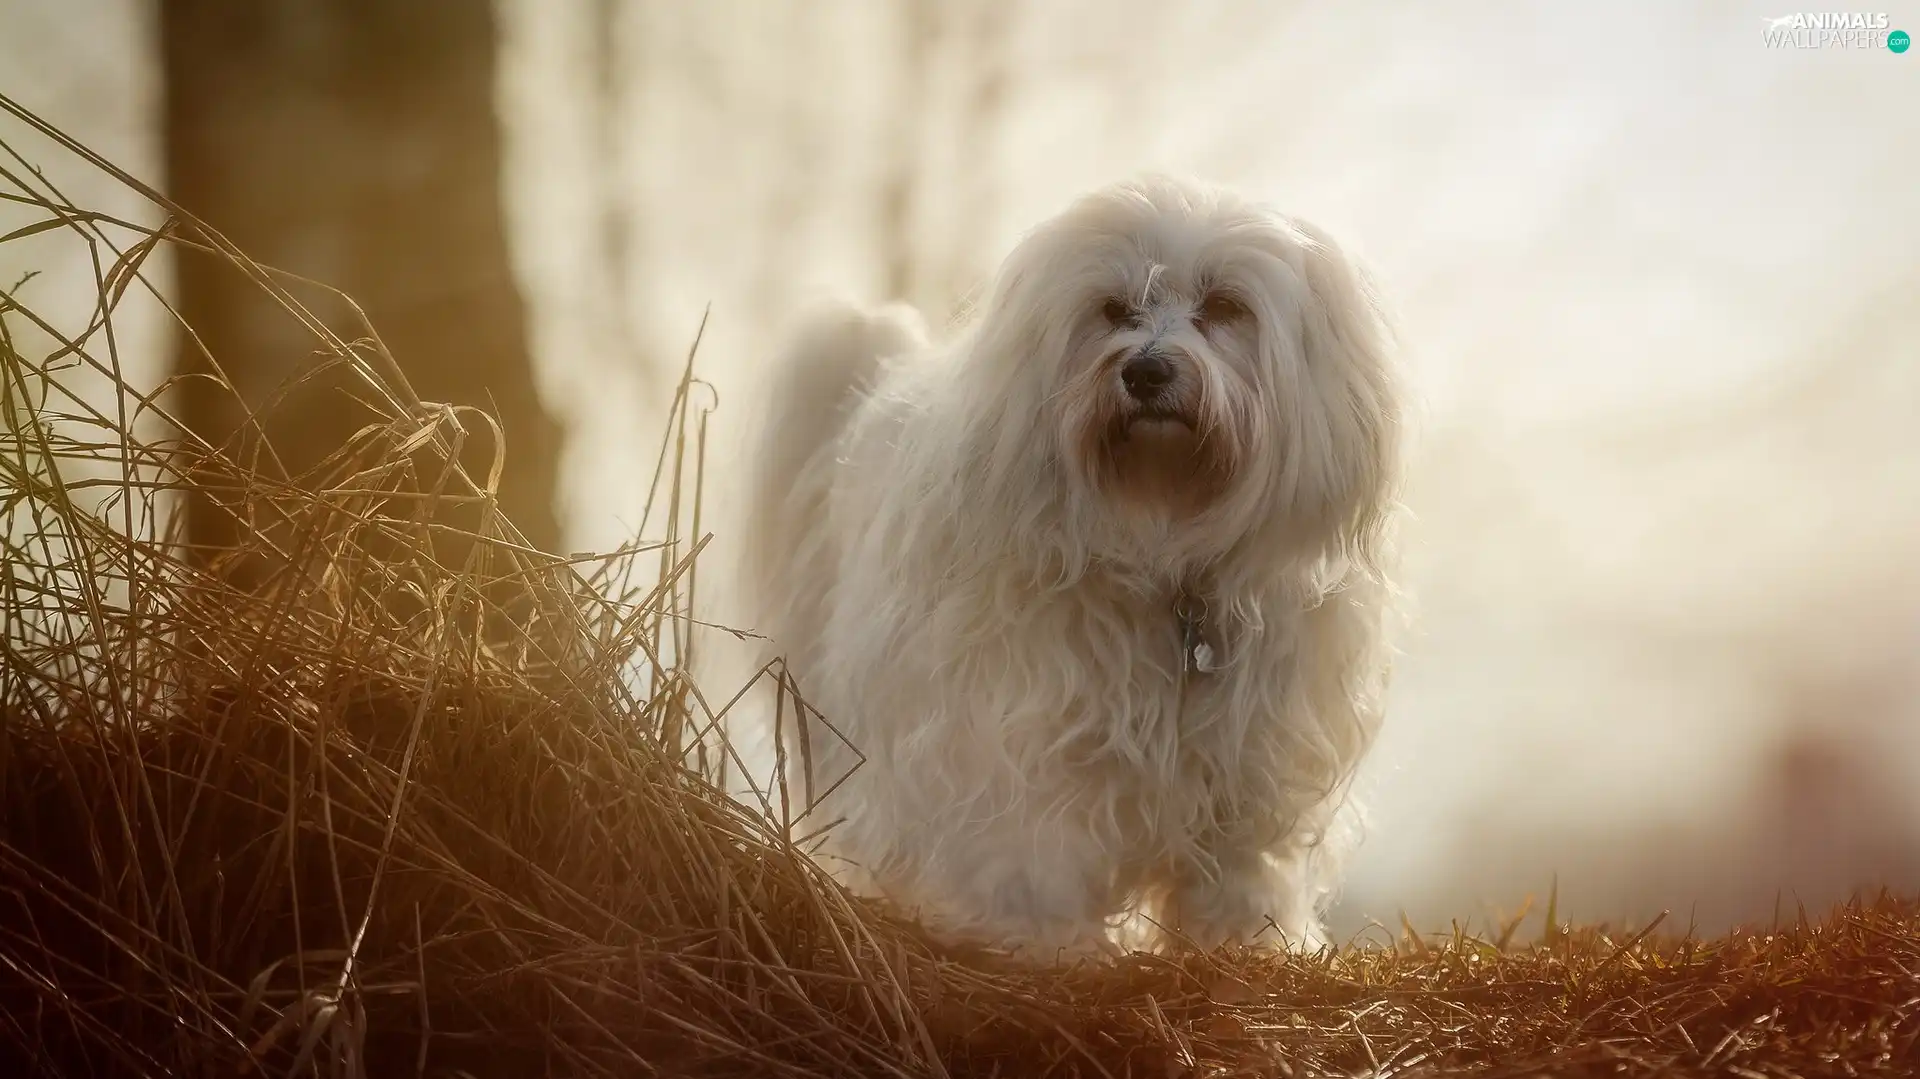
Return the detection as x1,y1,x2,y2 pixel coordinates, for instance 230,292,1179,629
743,301,927,626
740,303,925,813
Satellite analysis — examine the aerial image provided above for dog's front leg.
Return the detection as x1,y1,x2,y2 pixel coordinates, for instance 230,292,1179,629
911,814,1122,961
1164,824,1329,953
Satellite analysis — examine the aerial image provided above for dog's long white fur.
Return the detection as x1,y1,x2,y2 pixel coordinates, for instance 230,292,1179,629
745,177,1404,956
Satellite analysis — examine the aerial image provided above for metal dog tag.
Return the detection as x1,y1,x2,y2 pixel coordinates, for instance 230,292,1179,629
1175,595,1217,676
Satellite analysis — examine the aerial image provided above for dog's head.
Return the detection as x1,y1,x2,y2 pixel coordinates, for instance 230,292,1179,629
966,177,1403,573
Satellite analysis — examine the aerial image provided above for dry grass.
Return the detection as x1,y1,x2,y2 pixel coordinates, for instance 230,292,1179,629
3,94,1918,1079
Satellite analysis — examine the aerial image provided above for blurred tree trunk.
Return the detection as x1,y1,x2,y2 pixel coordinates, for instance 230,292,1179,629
941,0,1011,310
160,0,563,558
875,0,1011,321
878,0,934,311
593,0,636,358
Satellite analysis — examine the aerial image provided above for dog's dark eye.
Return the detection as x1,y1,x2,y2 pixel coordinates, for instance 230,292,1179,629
1195,292,1250,328
1100,297,1134,326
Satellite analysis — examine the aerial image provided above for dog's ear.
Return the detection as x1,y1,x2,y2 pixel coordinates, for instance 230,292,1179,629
1284,218,1405,579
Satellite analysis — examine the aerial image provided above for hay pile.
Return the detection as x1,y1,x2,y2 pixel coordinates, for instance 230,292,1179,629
3,96,1918,1079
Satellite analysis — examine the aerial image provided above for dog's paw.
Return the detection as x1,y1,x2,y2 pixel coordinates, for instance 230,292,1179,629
919,912,1122,967
1003,925,1124,966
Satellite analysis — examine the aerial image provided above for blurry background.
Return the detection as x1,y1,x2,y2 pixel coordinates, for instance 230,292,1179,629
3,0,1917,937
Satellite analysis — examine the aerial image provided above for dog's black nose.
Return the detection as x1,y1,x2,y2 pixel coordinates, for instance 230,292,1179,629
1120,351,1174,400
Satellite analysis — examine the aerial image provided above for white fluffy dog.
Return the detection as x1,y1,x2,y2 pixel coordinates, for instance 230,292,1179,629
744,176,1404,957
